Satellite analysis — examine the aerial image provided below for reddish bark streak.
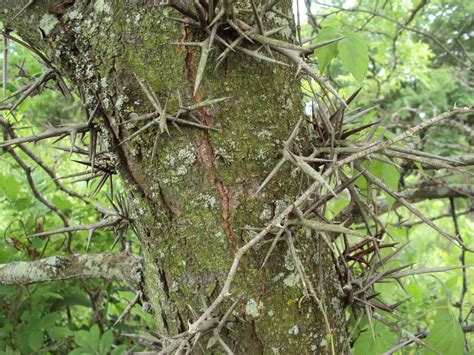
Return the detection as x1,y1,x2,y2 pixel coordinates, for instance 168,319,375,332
183,27,237,252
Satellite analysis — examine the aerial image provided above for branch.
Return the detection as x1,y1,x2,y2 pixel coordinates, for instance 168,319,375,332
399,184,474,202
0,121,89,148
0,253,142,286
402,155,474,170
361,184,473,220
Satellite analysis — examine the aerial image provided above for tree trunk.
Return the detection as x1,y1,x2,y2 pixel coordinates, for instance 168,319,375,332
2,0,346,352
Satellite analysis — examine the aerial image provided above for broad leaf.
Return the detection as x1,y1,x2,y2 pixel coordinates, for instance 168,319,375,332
314,27,341,74
47,326,73,341
423,308,464,354
28,330,44,351
338,32,369,83
74,330,93,350
352,319,397,354
99,330,113,355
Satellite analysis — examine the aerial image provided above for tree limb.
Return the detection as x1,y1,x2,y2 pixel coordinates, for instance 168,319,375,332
0,253,142,286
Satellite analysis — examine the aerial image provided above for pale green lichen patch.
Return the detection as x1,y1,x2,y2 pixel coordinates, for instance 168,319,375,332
245,298,262,317
39,14,59,36
283,272,300,287
94,0,112,14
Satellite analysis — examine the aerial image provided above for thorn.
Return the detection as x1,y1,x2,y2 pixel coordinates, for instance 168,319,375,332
236,46,289,67
181,96,232,111
194,38,211,96
69,129,77,156
2,33,9,99
113,291,142,327
86,228,94,252
12,0,35,19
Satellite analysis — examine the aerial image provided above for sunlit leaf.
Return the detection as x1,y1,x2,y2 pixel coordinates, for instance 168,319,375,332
314,27,341,74
338,32,369,84
353,319,397,354
423,308,464,354
28,330,44,351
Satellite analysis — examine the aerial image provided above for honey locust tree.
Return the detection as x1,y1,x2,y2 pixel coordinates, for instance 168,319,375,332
0,0,472,354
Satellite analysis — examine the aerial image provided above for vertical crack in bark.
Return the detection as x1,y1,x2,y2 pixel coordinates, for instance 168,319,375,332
183,28,237,252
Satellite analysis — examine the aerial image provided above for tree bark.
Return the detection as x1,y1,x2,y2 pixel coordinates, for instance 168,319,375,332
1,0,347,352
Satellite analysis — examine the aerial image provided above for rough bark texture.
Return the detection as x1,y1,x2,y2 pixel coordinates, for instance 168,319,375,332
2,0,347,352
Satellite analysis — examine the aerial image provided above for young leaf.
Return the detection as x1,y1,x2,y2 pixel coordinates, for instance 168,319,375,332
314,27,341,74
99,330,114,355
111,345,127,355
47,326,73,341
89,324,101,351
338,32,368,84
352,319,396,354
74,330,95,351
28,330,44,351
423,308,464,354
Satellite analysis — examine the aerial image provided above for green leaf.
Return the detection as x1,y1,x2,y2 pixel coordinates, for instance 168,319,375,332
414,161,426,177
53,294,92,309
41,312,61,328
89,324,101,351
0,346,20,355
111,345,127,355
314,27,341,74
28,330,44,351
74,330,93,350
99,330,113,355
338,32,368,84
52,194,72,212
423,308,464,354
1,175,21,201
69,348,93,355
13,196,31,211
352,319,397,354
367,160,400,209
382,164,400,209
47,326,73,341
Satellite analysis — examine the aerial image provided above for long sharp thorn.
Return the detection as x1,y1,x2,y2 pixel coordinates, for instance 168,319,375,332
160,0,199,21
90,128,97,174
208,0,215,21
255,157,286,195
340,121,380,140
209,23,219,50
208,8,225,28
250,0,265,35
2,33,8,99
265,26,288,37
228,20,254,43
12,0,35,19
345,87,363,106
69,129,77,156
160,95,170,135
236,46,289,66
86,228,95,252
87,103,100,126
304,36,346,53
193,0,208,28
92,174,108,196
182,96,232,111
119,119,158,145
113,291,142,327
194,39,210,96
